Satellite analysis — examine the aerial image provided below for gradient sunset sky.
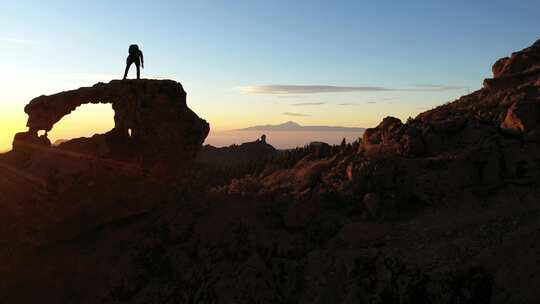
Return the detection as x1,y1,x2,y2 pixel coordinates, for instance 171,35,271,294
1,0,539,151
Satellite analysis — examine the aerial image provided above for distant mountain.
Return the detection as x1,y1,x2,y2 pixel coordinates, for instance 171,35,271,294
238,121,365,132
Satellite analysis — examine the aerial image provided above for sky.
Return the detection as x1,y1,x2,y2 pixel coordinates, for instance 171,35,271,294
1,0,539,151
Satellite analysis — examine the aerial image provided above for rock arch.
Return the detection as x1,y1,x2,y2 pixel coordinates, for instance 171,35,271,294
46,103,115,143
13,79,210,179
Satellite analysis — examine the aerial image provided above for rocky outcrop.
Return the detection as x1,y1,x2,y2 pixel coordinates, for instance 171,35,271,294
361,116,426,157
361,116,405,157
500,98,539,133
197,135,277,167
13,79,210,179
483,39,540,90
350,39,540,206
358,40,540,158
491,39,540,78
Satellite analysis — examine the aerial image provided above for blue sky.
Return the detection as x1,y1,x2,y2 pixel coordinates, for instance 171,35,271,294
1,0,539,149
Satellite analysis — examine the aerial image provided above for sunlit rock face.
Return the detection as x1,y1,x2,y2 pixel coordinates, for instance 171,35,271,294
13,79,210,179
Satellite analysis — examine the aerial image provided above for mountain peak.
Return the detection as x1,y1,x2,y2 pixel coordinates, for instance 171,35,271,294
238,121,365,132
281,121,301,127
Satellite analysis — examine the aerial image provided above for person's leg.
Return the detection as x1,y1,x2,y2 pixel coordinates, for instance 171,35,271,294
123,58,133,79
135,60,140,79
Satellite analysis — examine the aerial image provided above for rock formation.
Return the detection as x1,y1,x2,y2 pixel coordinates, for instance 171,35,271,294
13,79,210,179
359,39,540,158
1,40,540,303
196,134,277,168
278,39,540,209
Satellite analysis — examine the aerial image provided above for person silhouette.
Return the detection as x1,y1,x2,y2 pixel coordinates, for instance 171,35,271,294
123,44,144,80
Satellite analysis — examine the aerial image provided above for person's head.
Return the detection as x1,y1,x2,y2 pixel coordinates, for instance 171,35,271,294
129,44,140,54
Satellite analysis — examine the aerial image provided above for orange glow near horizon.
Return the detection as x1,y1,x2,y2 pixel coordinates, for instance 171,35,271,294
0,102,382,152
0,112,26,153
47,104,115,145
0,128,22,153
0,90,390,152
0,104,116,152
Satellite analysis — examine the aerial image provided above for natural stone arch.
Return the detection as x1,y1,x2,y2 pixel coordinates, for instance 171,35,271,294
47,103,115,144
14,79,210,179
23,80,187,138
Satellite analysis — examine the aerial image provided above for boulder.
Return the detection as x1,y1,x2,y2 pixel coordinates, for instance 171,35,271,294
484,39,540,90
500,99,539,133
361,116,404,156
492,57,510,78
491,39,540,78
12,131,51,151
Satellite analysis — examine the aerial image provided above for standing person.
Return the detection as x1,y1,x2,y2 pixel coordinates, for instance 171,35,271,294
123,44,144,80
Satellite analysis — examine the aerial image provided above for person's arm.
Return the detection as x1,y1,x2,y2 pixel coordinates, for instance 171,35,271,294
140,51,144,69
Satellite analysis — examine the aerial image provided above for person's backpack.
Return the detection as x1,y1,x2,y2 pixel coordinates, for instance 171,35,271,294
129,44,140,55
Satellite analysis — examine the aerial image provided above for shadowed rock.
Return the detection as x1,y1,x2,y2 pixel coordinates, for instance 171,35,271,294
484,39,540,90
197,135,277,168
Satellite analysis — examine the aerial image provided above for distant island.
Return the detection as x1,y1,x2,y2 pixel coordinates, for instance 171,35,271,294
237,121,366,132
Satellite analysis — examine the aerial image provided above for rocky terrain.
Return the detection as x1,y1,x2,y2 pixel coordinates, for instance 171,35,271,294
1,39,540,303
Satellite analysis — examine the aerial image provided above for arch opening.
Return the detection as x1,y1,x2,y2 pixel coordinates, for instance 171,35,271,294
47,103,115,145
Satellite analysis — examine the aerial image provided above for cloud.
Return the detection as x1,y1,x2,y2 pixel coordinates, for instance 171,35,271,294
291,102,326,106
340,101,376,105
278,95,304,99
338,102,359,106
240,84,466,95
0,37,41,45
147,74,177,80
283,112,311,117
339,98,397,105
410,84,467,91
50,73,119,81
240,85,392,95
48,73,175,82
